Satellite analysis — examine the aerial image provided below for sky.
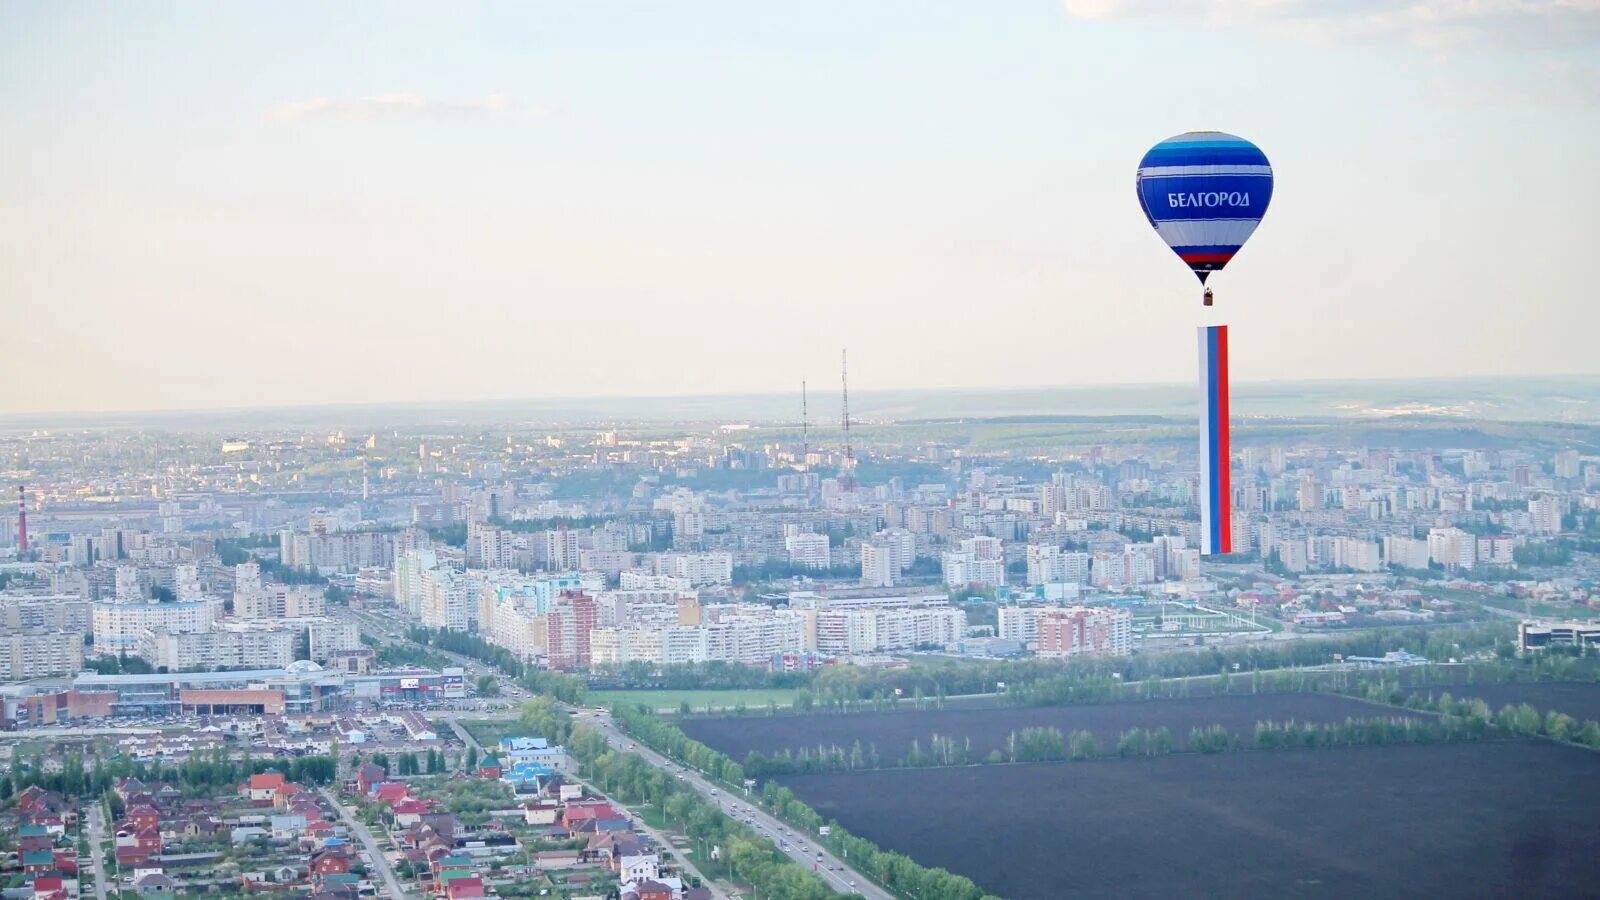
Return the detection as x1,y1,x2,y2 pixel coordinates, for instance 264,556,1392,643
3,1,1599,415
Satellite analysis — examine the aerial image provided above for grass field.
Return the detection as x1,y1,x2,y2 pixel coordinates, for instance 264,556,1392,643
592,688,802,713
783,741,1600,898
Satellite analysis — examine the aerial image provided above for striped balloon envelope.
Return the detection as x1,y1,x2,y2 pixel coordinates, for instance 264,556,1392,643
1136,131,1273,289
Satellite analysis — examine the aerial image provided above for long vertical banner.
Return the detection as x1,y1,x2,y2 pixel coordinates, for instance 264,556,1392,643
1198,325,1232,555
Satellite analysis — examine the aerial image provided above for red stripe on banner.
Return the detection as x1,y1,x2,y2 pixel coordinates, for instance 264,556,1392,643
1182,252,1235,264
1216,326,1231,553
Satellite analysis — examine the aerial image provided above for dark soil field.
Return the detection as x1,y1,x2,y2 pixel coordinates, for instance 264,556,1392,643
682,693,1406,760
783,741,1600,899
1417,680,1600,722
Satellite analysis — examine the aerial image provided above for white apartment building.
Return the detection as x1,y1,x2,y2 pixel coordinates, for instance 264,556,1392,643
786,532,832,570
92,599,221,651
1383,535,1431,570
876,529,916,571
1477,535,1517,566
393,549,440,617
1091,547,1157,589
1025,544,1091,586
486,597,549,662
142,625,295,671
173,564,202,602
0,630,84,680
1529,496,1563,535
659,552,734,586
421,567,472,632
942,552,1005,588
1428,527,1477,569
236,585,326,619
589,623,716,666
860,542,896,588
703,613,807,664
813,605,966,655
620,572,693,592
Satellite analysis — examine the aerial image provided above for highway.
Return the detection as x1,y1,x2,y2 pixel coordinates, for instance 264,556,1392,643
580,707,887,900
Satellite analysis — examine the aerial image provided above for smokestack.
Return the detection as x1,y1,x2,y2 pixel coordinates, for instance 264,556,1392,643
16,485,26,553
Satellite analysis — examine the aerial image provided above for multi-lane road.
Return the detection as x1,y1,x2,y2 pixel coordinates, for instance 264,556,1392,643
349,612,888,898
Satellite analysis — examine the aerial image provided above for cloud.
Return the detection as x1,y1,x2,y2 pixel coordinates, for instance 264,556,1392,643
1061,0,1600,50
269,92,513,124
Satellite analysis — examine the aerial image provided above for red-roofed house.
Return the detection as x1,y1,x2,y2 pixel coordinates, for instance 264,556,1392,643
246,773,286,804
125,804,161,832
392,800,433,828
31,875,65,900
562,802,619,827
310,847,352,876
355,763,387,796
373,783,412,805
444,876,487,900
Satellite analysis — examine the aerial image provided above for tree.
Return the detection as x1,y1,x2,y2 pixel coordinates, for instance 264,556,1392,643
466,746,478,771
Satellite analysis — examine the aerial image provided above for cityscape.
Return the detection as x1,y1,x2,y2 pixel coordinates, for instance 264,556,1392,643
5,2,1600,899
6,385,1600,897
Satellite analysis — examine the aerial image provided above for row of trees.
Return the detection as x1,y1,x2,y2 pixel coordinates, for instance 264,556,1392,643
759,781,996,900
610,702,997,900
1391,690,1600,747
2,748,339,818
558,715,835,899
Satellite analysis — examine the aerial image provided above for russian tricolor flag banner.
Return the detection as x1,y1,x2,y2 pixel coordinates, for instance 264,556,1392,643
1197,325,1232,555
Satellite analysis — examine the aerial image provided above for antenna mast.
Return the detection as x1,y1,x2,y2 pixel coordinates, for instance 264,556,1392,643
801,379,810,468
16,485,26,554
841,349,856,490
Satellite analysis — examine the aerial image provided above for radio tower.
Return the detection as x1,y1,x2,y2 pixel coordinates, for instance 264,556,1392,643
800,379,809,470
840,350,857,491
16,485,27,553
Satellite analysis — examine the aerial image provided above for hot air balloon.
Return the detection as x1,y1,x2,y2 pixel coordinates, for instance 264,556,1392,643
1136,131,1273,306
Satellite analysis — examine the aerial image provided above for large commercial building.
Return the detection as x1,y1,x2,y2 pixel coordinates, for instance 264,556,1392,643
1518,621,1600,653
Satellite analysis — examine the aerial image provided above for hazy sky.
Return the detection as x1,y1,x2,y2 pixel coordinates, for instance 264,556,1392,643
4,1,1599,414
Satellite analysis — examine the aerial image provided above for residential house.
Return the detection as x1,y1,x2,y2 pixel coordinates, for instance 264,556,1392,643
246,772,287,804
621,880,675,900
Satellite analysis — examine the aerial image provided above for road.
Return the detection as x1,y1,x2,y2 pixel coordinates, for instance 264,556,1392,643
349,610,884,898
85,803,110,900
581,708,888,900
320,786,409,900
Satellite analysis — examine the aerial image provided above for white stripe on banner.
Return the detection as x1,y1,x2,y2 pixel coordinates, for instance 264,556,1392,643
1197,327,1215,556
1155,218,1263,247
1138,165,1273,177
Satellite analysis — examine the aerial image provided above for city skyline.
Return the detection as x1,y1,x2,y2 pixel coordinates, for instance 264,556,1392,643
4,1,1598,413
